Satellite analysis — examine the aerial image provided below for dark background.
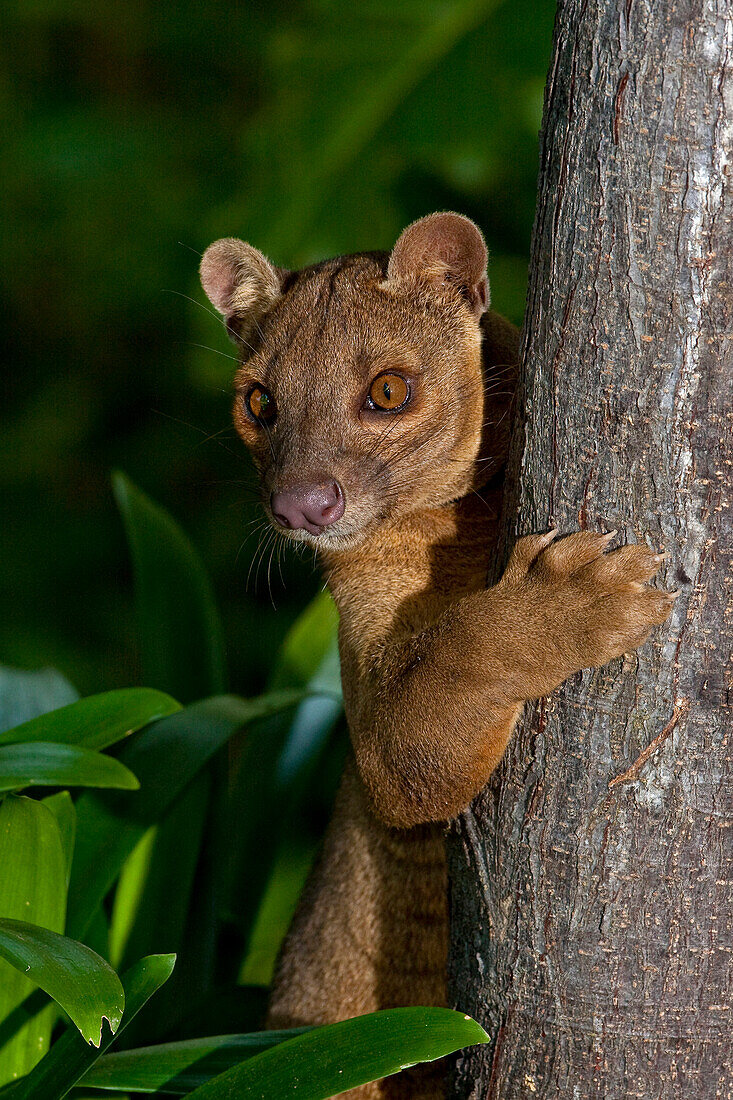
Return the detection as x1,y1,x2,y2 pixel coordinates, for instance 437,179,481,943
2,0,556,699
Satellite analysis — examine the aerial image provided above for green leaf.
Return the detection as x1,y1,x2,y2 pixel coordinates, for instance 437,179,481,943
80,1030,309,1093
269,589,343,788
0,743,139,793
0,796,67,1087
3,954,176,1100
191,1009,488,1099
238,838,317,988
0,920,124,1047
268,591,339,693
0,689,181,752
108,773,214,1049
113,472,227,703
66,692,304,941
226,592,343,959
0,667,78,737
41,793,76,886
109,775,210,970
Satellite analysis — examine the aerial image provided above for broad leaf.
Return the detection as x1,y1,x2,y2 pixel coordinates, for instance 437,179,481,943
41,793,76,885
113,472,226,703
0,743,139,793
0,797,66,1087
80,1030,309,1093
0,920,124,1047
2,954,176,1100
0,689,181,752
66,692,304,940
188,1009,489,1098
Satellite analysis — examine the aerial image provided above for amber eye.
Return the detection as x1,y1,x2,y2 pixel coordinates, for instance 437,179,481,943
367,372,410,412
246,384,276,423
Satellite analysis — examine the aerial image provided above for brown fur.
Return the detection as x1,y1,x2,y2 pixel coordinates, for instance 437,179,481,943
200,214,674,1098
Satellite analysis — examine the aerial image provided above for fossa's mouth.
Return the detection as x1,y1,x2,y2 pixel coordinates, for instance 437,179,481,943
265,512,370,552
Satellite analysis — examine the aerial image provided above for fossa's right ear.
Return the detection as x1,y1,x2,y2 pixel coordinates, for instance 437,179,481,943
200,238,287,343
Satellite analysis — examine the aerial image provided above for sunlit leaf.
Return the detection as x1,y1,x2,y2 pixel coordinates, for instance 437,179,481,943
80,1030,308,1094
189,1009,488,1099
66,692,304,941
41,793,76,886
0,796,66,1088
268,591,339,692
109,775,210,1022
230,591,343,976
0,689,181,753
0,743,139,793
238,839,316,988
3,954,176,1100
0,920,124,1048
113,773,216,1050
269,589,342,788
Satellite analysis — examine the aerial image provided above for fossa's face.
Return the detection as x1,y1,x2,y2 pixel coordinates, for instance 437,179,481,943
200,215,492,552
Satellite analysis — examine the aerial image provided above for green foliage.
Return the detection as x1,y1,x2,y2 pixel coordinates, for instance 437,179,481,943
1,0,556,697
79,1030,310,1094
2,955,177,1100
78,1010,488,1096
0,479,488,1097
0,743,139,794
0,921,124,1048
0,690,181,752
0,796,66,1084
182,1010,488,1100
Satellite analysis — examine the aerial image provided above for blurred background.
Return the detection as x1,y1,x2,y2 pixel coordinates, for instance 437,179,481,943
1,0,556,700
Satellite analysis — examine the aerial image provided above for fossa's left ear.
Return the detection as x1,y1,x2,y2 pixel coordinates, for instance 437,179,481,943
387,212,489,317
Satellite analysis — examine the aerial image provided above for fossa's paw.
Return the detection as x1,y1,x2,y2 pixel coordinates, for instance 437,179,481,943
500,529,676,676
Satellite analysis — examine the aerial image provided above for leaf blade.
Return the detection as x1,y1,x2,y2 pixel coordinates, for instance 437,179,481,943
3,954,176,1100
187,1009,489,1099
0,689,181,752
66,692,305,941
0,743,139,793
113,472,227,703
80,1030,309,1094
0,797,66,1087
0,920,125,1047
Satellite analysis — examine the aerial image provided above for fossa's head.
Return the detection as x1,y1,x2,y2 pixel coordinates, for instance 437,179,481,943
201,213,493,552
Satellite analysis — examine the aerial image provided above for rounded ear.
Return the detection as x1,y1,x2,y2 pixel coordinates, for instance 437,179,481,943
387,212,489,317
200,238,286,342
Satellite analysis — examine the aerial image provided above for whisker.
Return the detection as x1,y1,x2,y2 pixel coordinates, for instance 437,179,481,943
152,409,246,462
185,341,241,364
177,241,204,257
249,527,274,594
163,288,223,325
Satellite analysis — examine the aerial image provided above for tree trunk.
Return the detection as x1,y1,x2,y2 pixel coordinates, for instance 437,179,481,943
447,0,732,1097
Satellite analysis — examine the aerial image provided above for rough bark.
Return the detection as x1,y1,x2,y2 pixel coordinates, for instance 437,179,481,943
447,0,733,1097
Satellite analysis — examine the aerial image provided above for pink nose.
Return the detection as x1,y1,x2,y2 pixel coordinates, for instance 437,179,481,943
270,480,345,534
